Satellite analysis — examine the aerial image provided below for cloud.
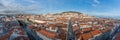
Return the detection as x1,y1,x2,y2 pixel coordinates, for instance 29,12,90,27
0,0,40,14
92,4,97,7
25,0,38,3
93,0,100,4
92,0,100,7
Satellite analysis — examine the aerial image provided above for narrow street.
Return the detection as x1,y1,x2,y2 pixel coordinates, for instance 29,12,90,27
18,20,43,40
67,18,77,40
111,25,120,40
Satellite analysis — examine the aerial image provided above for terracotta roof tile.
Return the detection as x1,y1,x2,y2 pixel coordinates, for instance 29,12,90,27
82,33,92,40
82,28,92,33
39,30,56,38
91,30,101,36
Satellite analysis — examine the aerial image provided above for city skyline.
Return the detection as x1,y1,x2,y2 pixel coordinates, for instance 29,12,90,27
0,0,120,16
1,0,120,40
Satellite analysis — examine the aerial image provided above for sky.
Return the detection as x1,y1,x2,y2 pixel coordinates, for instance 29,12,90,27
0,0,120,16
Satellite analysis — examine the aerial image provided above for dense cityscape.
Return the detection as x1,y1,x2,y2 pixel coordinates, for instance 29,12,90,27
0,11,120,40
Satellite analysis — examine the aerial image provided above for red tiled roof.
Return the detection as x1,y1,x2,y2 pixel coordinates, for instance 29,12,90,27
57,32,66,40
78,35,82,40
39,30,56,38
28,25,35,29
82,33,92,40
91,30,101,36
82,28,92,33
101,29,110,33
73,26,80,31
34,27,41,31
75,30,83,40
